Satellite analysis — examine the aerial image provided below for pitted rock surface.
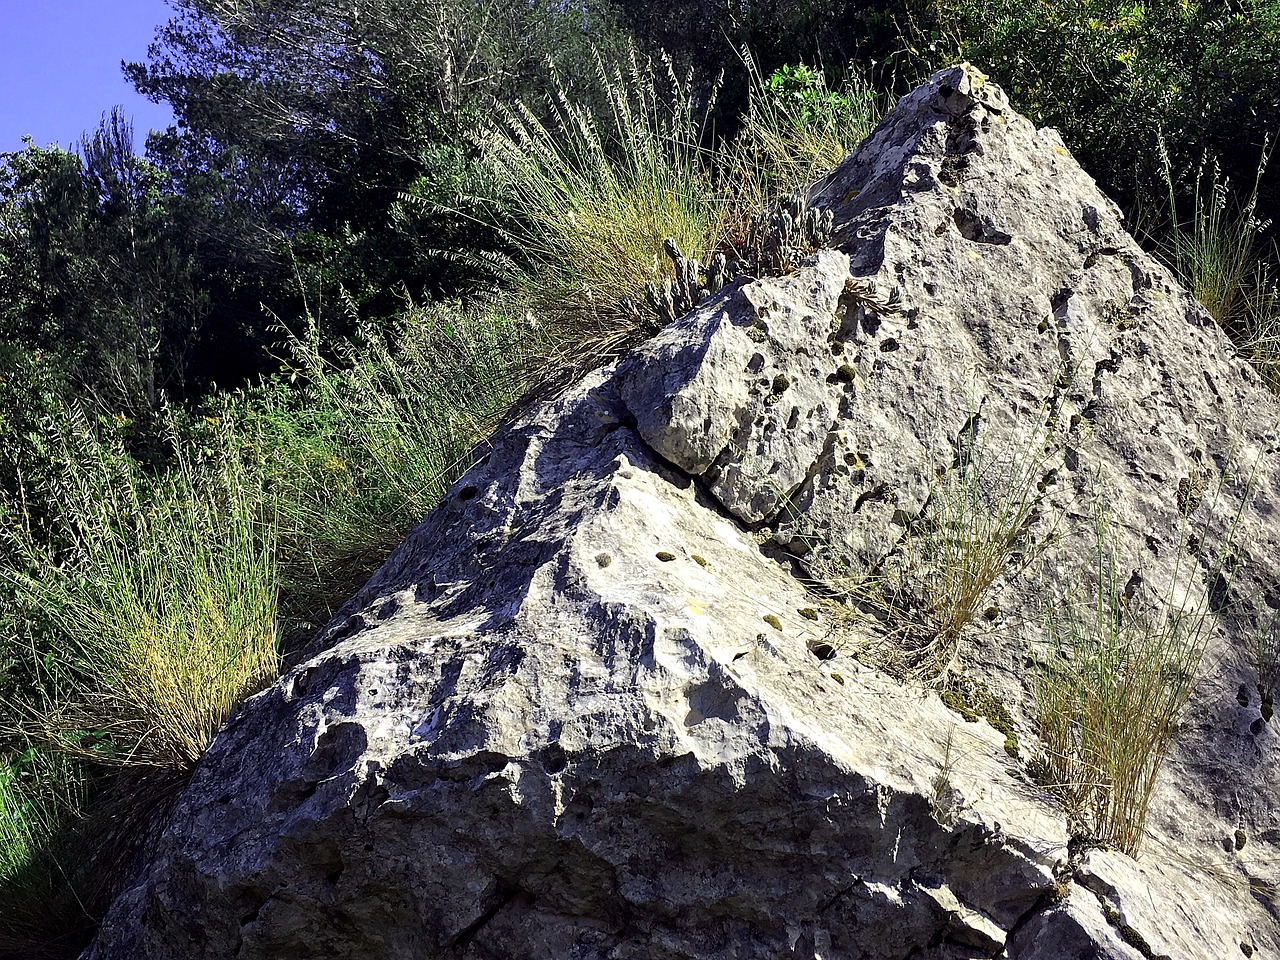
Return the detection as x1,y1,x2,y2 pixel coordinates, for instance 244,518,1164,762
85,65,1280,959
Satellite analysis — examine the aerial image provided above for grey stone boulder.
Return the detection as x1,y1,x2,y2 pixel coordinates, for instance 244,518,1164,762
84,65,1280,959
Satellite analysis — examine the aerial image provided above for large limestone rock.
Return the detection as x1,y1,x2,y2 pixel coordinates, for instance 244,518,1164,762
86,66,1280,959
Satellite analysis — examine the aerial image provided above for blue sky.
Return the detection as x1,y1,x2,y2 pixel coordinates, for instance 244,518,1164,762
0,0,176,155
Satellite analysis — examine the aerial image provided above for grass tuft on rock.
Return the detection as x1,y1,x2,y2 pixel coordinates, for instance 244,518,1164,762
1033,503,1223,856
478,48,722,355
241,301,539,640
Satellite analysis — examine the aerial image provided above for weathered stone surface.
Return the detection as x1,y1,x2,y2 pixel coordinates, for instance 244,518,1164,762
85,65,1280,958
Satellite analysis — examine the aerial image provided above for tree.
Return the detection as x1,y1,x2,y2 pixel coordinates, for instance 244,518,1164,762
125,0,630,326
0,113,204,416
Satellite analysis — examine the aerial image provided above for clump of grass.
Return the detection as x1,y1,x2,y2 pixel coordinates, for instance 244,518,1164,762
240,300,539,639
478,48,723,352
720,54,879,245
0,748,97,958
787,417,1058,683
1154,137,1280,391
889,424,1055,679
929,726,963,827
0,407,279,770
1033,506,1219,857
1234,259,1280,391
0,408,279,956
1158,140,1268,325
1246,612,1279,722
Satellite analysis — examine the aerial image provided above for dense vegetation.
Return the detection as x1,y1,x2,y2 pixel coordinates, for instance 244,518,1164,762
1,0,1278,954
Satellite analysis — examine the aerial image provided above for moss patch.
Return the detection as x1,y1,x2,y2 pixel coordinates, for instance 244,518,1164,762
941,675,1020,758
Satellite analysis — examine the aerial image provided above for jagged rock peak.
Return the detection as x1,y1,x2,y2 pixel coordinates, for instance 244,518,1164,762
85,65,1280,960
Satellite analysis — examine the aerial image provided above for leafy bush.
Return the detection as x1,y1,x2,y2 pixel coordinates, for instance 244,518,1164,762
912,0,1280,219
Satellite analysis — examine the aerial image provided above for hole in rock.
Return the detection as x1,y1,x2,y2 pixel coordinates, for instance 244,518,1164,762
541,746,568,775
953,208,1012,245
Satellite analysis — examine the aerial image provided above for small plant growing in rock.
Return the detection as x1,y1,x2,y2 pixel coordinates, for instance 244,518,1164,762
1246,611,1279,722
628,238,733,325
929,727,964,827
866,418,1060,683
940,675,1020,758
1033,504,1223,856
784,416,1060,684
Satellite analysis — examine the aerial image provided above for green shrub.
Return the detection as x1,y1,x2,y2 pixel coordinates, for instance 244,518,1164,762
912,0,1280,219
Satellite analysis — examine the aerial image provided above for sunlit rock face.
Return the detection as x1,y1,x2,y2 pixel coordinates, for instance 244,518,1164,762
85,65,1280,960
